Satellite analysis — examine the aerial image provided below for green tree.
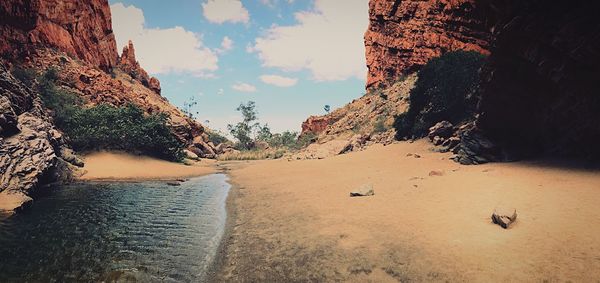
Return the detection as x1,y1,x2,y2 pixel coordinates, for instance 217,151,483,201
228,101,261,150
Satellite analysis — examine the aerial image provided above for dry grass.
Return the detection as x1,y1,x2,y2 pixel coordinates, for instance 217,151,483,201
217,148,289,161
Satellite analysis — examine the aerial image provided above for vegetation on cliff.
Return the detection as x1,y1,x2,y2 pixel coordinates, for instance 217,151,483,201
394,51,485,139
33,68,185,161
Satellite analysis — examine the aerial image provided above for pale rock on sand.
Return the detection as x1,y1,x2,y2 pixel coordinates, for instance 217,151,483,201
492,207,518,229
350,184,375,197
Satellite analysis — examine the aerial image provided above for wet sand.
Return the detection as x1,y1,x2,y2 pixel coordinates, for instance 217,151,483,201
80,152,217,181
215,140,600,282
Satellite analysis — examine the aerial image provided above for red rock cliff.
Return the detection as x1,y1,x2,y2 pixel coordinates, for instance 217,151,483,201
365,0,491,89
0,0,118,71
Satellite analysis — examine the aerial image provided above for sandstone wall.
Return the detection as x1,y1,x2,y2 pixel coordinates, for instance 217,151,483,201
474,0,600,158
0,0,118,71
365,0,491,89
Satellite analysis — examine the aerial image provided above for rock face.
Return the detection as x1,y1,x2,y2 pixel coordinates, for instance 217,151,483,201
0,0,219,212
0,0,118,71
0,63,80,212
118,40,161,94
299,74,417,151
301,116,331,136
473,0,600,159
365,0,491,89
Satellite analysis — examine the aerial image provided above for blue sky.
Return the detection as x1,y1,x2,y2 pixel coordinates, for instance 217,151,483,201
108,0,369,134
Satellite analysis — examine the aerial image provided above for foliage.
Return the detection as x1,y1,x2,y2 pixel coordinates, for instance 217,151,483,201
256,124,273,142
182,96,198,119
227,101,316,152
11,67,37,85
217,148,287,161
227,101,263,150
373,117,387,134
207,130,230,145
324,104,331,114
394,51,486,139
38,68,184,161
296,132,317,149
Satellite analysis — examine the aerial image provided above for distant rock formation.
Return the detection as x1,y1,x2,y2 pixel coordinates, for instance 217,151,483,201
118,40,161,94
0,0,118,71
298,74,417,155
365,0,491,89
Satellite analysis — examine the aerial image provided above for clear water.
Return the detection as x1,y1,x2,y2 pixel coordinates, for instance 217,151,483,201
0,174,230,282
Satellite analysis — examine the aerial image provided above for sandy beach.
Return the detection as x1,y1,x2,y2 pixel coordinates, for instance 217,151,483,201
215,140,600,282
79,152,217,181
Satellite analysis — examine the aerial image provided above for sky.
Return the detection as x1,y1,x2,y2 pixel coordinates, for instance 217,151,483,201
108,0,369,134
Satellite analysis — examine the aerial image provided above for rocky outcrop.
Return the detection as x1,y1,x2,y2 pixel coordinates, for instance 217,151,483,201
365,0,491,89
25,50,215,155
0,63,80,212
298,74,416,155
472,0,600,159
0,0,118,71
118,40,161,94
301,116,331,136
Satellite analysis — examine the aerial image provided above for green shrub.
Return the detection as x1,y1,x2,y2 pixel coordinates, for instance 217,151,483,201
207,130,229,145
296,132,317,149
11,67,37,85
59,104,184,161
373,117,387,134
394,51,485,139
38,68,184,161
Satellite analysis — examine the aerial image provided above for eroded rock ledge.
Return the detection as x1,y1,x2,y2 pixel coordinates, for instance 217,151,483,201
0,63,81,212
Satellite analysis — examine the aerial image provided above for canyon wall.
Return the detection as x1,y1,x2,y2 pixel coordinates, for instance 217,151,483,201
473,0,600,158
0,0,218,212
0,0,118,71
365,0,491,89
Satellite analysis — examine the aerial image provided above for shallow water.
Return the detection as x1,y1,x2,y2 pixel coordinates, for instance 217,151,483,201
0,174,230,282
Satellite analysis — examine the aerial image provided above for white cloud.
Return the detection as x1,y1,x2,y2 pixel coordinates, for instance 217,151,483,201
260,0,295,6
202,0,249,24
111,3,218,76
232,83,257,92
217,88,224,95
221,36,233,51
260,74,298,87
250,0,368,81
216,36,233,54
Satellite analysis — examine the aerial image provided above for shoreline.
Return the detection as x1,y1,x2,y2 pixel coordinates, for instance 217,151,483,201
78,151,218,181
206,167,241,282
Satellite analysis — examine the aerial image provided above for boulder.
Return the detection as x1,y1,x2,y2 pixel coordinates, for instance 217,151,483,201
428,170,444,177
59,147,84,167
183,149,199,160
491,208,517,229
350,184,375,197
428,121,454,140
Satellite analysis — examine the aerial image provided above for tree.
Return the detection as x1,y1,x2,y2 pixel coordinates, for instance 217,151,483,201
324,104,331,114
227,101,261,150
182,96,198,118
